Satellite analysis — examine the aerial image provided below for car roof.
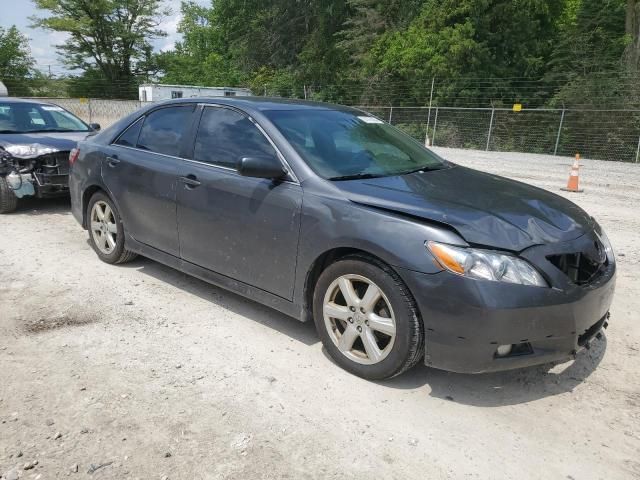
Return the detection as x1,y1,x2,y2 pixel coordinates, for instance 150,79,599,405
0,97,59,106
158,96,361,114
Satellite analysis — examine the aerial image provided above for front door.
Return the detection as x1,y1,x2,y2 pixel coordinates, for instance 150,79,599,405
103,105,195,257
177,106,302,300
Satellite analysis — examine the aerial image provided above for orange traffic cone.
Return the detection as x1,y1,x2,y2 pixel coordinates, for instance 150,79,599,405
561,154,583,193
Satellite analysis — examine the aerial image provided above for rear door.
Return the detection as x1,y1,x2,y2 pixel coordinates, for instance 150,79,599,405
103,104,196,257
176,105,302,300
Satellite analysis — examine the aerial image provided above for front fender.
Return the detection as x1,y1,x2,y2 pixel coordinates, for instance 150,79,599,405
293,193,468,307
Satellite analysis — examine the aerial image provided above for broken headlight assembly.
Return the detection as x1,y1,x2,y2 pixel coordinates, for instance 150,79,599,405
3,144,58,158
427,241,548,287
0,147,37,197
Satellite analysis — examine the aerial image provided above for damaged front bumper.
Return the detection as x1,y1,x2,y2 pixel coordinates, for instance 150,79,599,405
396,232,616,374
1,144,70,198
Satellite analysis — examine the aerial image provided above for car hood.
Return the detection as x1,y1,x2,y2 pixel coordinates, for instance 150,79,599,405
333,166,594,251
0,132,88,157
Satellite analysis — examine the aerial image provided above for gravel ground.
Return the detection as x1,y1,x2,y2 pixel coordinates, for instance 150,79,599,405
1,148,639,480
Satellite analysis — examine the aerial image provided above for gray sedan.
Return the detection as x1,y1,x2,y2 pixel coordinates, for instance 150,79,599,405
0,98,99,213
68,98,615,379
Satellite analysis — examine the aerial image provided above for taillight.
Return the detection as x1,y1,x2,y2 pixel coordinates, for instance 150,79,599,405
69,148,80,167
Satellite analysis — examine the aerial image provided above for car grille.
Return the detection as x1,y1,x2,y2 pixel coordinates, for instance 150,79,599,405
41,151,70,174
547,240,608,286
33,151,70,186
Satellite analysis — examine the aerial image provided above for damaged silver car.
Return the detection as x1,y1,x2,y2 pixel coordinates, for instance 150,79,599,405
0,98,99,213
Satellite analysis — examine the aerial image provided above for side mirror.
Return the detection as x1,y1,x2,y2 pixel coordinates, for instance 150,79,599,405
237,155,287,179
89,123,101,131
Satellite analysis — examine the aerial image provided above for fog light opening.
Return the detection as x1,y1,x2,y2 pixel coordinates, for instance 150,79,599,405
494,342,534,358
495,344,513,357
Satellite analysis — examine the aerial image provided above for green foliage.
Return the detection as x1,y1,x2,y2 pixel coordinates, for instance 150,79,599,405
156,1,244,87
31,0,168,98
158,0,631,108
0,25,35,95
25,0,636,110
545,0,638,108
361,0,566,106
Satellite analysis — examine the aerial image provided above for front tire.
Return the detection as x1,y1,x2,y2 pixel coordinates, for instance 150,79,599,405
87,191,137,264
313,255,424,380
0,177,18,214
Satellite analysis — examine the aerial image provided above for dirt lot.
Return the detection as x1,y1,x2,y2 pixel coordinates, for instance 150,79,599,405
1,149,639,480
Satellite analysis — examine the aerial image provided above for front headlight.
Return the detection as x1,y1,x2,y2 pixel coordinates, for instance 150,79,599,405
427,241,548,287
594,224,614,259
5,144,58,158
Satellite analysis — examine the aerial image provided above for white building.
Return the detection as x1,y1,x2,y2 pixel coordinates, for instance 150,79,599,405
139,84,252,102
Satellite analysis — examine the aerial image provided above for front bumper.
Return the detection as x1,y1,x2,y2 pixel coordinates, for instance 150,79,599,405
397,238,616,374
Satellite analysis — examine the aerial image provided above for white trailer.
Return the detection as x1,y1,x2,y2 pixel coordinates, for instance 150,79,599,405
139,84,252,102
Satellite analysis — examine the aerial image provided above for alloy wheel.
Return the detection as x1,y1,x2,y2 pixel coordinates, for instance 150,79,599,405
323,274,396,365
90,200,118,255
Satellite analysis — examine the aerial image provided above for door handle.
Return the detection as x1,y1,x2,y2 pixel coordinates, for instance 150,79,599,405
180,175,202,188
106,156,120,168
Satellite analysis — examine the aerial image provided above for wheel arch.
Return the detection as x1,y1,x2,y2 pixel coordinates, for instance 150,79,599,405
81,185,109,228
81,184,124,229
302,247,405,322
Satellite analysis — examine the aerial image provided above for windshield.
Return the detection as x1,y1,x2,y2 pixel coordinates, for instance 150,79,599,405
0,102,89,134
264,109,446,180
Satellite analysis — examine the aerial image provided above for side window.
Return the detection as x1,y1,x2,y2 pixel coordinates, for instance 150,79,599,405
137,106,192,157
194,107,276,168
114,117,144,147
49,111,79,130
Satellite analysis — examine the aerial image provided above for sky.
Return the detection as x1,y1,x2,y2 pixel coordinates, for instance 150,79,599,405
0,0,209,75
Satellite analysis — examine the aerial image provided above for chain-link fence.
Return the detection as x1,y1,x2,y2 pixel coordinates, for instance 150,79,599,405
359,106,640,163
27,97,640,163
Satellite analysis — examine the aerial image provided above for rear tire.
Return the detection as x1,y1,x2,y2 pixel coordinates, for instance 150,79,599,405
313,255,424,380
0,177,18,214
87,191,138,264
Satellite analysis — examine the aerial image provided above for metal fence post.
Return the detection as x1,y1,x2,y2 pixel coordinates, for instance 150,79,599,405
425,78,435,145
388,106,393,124
554,108,566,156
88,98,93,124
636,134,640,163
485,107,495,151
432,107,439,147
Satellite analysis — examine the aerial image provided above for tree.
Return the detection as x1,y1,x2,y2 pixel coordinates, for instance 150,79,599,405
152,0,634,109
547,0,630,107
626,0,640,71
157,1,244,87
31,0,168,98
360,0,565,106
0,26,35,95
337,0,423,66
158,0,351,95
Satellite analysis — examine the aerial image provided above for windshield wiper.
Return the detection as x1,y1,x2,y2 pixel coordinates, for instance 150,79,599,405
402,164,447,175
0,130,20,134
328,173,385,181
